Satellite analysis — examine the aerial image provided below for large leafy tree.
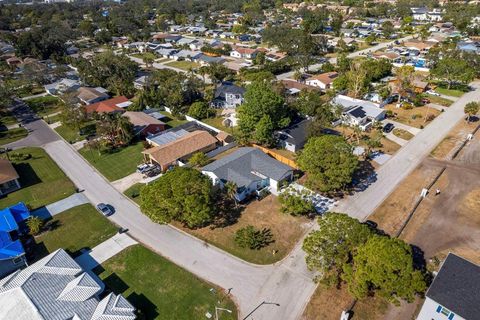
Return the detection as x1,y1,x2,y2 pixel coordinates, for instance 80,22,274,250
431,57,475,89
237,81,290,143
342,236,427,304
465,102,480,123
95,113,134,147
303,213,372,285
297,135,358,192
140,167,215,228
75,51,139,96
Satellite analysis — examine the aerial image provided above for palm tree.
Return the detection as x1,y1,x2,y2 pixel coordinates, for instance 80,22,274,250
114,114,134,146
27,216,44,236
225,181,238,208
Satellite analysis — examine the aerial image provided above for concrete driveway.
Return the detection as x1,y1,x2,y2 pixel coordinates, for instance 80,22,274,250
382,119,421,135
33,193,89,220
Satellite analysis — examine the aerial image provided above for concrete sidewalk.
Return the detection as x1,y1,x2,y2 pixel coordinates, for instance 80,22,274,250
33,193,89,220
75,233,138,270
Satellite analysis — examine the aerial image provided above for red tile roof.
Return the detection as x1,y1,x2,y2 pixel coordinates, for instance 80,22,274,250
85,96,129,114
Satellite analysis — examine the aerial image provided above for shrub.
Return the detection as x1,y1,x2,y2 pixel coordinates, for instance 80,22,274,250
27,216,44,235
10,152,31,161
279,189,316,216
235,225,274,250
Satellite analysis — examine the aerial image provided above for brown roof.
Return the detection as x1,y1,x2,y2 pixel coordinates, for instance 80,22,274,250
306,72,338,85
77,87,109,103
403,41,432,51
143,131,217,167
216,131,234,143
123,111,165,126
85,96,129,114
281,80,321,91
0,159,19,185
373,51,400,60
233,47,258,55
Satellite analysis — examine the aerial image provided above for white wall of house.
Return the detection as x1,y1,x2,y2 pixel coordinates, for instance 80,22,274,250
230,51,242,58
416,297,465,320
305,79,328,89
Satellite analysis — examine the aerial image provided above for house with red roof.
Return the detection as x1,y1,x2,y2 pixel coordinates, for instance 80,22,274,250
84,96,132,114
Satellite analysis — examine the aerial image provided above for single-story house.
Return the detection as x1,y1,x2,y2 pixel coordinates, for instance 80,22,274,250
230,47,258,60
196,54,226,66
0,202,30,278
332,95,385,131
169,50,202,61
211,82,245,109
0,159,20,196
275,119,310,152
146,127,190,147
417,253,480,320
305,72,338,90
156,48,178,58
84,96,130,114
143,130,218,171
76,87,109,105
0,248,135,320
123,111,166,137
281,80,321,96
221,109,238,127
202,147,294,201
44,78,81,95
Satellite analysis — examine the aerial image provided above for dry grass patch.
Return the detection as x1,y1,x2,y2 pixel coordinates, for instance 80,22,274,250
335,126,401,155
176,195,311,264
393,128,414,141
384,105,440,128
430,121,477,159
302,285,388,320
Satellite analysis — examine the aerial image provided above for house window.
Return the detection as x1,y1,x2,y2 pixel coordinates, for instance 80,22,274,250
12,257,23,265
436,305,455,320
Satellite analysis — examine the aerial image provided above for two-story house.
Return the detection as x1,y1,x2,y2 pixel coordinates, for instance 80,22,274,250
211,83,245,109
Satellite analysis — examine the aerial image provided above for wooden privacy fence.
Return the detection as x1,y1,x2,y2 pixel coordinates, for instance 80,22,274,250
252,144,299,169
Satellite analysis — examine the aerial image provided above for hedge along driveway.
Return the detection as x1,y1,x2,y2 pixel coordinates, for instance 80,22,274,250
0,147,76,209
79,141,144,181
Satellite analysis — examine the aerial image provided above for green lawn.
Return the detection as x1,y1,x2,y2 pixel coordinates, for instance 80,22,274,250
0,111,18,126
79,141,144,181
124,183,144,204
165,60,200,71
202,117,238,136
0,147,76,209
32,204,117,259
159,111,188,128
435,87,466,98
424,94,453,107
95,245,237,320
55,122,95,144
0,127,28,145
26,95,62,116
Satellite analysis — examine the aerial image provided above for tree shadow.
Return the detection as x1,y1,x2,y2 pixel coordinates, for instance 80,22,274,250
15,163,42,187
348,160,377,194
210,194,244,229
102,272,130,294
128,292,159,320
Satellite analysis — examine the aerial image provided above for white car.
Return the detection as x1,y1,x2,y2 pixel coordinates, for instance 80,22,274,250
426,90,441,96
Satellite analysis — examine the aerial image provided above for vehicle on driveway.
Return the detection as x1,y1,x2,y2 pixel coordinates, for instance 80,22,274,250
96,203,114,216
383,123,395,133
426,90,440,96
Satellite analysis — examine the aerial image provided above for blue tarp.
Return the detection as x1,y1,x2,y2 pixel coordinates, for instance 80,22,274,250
0,203,30,259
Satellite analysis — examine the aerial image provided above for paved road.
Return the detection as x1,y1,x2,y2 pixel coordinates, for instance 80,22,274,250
43,139,318,320
276,35,415,80
3,101,60,149
336,81,480,220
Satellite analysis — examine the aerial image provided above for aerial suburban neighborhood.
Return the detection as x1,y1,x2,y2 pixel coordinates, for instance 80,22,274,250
0,0,479,319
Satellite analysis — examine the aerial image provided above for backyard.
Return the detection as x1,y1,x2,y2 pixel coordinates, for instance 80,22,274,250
79,141,144,181
0,147,76,209
30,203,118,260
159,111,188,128
202,116,238,136
175,195,311,264
95,245,237,320
0,127,28,145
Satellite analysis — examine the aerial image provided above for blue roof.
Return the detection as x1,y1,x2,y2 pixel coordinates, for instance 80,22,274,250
0,203,30,260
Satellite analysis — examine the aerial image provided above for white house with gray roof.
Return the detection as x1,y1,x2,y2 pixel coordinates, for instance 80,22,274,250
417,253,480,320
332,94,385,131
202,147,294,201
0,249,135,320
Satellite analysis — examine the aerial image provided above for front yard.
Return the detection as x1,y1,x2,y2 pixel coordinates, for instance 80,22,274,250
384,105,440,129
175,195,311,265
54,122,95,144
0,147,76,209
25,95,62,117
335,126,401,155
79,141,144,181
124,182,144,204
393,128,414,141
95,245,237,320
0,127,28,145
165,60,200,71
30,203,118,260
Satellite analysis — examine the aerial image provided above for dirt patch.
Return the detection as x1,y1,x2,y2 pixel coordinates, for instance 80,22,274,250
175,195,311,264
334,125,401,155
430,121,477,159
302,285,388,320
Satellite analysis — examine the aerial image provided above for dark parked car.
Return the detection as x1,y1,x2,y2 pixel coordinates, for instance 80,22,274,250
383,123,394,133
96,203,113,216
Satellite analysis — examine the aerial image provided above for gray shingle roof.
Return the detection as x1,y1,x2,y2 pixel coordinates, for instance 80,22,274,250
0,249,135,320
426,253,480,320
202,147,293,188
